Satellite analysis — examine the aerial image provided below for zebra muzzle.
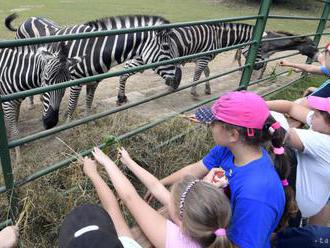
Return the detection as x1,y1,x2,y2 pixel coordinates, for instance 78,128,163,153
43,107,59,129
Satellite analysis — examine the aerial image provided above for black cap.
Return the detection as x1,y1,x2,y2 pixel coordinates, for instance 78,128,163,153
59,204,124,248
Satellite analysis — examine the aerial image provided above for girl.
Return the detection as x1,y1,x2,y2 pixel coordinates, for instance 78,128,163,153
85,146,234,248
158,91,292,248
267,96,330,226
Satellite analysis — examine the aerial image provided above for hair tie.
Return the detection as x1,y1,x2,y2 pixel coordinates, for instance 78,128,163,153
273,146,285,155
214,228,226,237
326,43,330,52
281,179,289,187
269,121,281,135
179,179,200,218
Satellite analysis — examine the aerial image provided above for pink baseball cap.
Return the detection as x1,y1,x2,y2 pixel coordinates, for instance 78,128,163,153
195,91,270,129
307,96,330,114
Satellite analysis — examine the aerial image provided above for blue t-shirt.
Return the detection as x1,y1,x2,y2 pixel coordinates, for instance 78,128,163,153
203,146,285,248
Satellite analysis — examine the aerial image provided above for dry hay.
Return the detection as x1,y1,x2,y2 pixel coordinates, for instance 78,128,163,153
0,109,214,247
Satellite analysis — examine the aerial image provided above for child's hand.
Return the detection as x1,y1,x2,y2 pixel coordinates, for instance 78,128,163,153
118,147,132,165
279,60,289,67
83,157,98,178
203,168,228,188
0,225,19,248
92,147,111,166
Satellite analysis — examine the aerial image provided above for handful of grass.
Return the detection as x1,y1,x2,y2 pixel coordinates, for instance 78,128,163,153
102,134,121,154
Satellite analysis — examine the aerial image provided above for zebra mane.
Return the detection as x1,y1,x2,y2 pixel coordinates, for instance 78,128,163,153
273,30,296,36
84,15,170,28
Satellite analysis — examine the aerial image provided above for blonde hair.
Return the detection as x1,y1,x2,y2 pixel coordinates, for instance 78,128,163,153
171,176,234,248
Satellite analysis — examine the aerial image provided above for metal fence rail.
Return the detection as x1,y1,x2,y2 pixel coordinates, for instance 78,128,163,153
1,0,329,228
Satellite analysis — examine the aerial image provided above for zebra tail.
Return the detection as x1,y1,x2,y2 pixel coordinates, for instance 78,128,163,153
5,13,18,32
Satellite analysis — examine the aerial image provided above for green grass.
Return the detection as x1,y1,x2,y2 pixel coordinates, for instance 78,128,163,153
267,75,327,100
0,0,325,40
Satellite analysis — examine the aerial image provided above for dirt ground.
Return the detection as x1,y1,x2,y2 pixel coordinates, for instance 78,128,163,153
16,49,309,137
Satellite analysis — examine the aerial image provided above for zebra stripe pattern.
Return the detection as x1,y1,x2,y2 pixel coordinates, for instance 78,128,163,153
0,44,79,162
116,22,263,104
6,14,181,121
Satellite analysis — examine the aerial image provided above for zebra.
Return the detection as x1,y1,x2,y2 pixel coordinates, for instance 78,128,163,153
5,13,182,121
115,22,265,104
234,30,319,79
0,43,81,163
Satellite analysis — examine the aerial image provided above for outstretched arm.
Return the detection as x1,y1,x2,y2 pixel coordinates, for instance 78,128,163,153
266,100,307,151
83,157,132,238
160,160,208,187
92,147,167,248
118,148,170,206
279,60,324,75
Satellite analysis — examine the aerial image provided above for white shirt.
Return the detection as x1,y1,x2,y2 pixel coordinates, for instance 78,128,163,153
119,236,143,248
294,111,330,217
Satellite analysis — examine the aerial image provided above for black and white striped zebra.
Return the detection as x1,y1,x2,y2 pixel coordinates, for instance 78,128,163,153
5,14,182,121
0,43,81,162
116,22,262,104
234,30,318,79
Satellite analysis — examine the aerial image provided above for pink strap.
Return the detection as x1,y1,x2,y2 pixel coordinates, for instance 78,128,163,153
247,128,255,137
281,179,289,187
271,121,281,130
273,147,285,155
214,228,226,237
326,43,330,52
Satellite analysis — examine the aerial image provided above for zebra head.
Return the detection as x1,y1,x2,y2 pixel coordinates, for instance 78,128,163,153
143,29,182,90
39,43,82,129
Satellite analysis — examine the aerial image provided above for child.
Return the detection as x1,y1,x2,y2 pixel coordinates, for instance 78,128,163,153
157,91,292,248
267,96,330,226
279,43,330,107
58,157,142,248
85,146,234,248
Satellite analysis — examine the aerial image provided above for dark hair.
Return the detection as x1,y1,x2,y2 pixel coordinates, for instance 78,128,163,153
263,116,298,231
319,110,330,125
215,116,298,231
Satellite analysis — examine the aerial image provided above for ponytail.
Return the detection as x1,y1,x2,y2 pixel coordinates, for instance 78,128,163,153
265,116,298,231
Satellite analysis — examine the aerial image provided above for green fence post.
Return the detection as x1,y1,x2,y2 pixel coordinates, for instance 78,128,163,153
0,101,18,222
306,0,330,64
239,0,272,89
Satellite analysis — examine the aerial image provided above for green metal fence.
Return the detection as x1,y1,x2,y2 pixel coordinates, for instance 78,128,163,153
1,0,330,229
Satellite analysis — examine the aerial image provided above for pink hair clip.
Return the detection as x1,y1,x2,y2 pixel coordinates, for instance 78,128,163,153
273,146,285,155
269,121,281,135
281,179,289,187
214,228,226,237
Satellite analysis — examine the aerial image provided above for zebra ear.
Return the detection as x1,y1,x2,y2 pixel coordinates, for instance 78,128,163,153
37,47,54,61
67,55,85,69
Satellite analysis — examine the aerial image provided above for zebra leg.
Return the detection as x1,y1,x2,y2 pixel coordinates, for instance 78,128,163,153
3,100,22,165
117,59,143,106
64,85,83,122
257,62,268,80
191,59,209,97
204,66,211,95
85,82,99,116
28,96,35,110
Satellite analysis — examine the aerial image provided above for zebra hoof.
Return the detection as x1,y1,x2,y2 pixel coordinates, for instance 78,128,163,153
205,88,211,95
190,91,199,98
116,95,128,106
